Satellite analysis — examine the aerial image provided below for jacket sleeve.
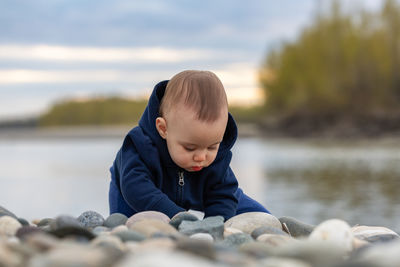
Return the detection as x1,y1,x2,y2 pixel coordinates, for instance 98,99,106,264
118,137,185,218
203,161,239,221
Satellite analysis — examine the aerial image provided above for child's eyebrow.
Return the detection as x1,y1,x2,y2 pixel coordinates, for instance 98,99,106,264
181,141,221,147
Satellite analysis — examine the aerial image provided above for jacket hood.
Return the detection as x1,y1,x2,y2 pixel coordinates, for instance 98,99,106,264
138,80,238,166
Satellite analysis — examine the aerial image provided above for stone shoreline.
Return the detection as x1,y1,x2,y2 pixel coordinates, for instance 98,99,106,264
1,205,400,267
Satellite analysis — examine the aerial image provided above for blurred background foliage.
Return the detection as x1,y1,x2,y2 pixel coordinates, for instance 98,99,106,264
261,0,400,118
39,0,400,133
39,98,147,126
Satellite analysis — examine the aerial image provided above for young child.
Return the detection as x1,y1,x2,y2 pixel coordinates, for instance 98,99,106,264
109,70,269,221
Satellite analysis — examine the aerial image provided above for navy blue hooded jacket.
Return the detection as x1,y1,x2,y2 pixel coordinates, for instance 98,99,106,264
109,80,244,220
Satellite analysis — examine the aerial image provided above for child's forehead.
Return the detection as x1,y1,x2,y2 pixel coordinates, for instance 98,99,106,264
168,107,227,141
168,104,225,124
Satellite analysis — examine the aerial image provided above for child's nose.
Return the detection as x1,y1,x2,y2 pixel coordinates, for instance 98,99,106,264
193,150,206,162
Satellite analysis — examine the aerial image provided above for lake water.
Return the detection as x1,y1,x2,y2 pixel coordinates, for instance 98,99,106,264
1,129,399,232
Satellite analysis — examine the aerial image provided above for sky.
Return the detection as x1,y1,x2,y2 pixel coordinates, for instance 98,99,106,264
0,0,384,120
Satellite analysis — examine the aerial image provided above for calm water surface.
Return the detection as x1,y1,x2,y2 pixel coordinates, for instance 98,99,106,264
0,132,399,232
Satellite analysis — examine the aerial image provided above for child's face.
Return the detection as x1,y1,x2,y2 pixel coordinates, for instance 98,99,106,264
156,106,228,172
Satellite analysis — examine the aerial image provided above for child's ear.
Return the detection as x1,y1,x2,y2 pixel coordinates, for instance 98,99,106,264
155,117,167,139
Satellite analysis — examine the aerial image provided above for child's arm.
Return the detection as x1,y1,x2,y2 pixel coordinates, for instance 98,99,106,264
203,166,239,221
117,138,185,218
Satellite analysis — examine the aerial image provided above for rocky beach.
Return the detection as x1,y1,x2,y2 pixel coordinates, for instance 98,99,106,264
1,206,400,267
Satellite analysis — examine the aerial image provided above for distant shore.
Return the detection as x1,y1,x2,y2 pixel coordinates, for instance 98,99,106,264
1,124,400,148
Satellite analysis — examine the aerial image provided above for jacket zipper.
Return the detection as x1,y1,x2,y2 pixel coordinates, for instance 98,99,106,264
178,171,185,205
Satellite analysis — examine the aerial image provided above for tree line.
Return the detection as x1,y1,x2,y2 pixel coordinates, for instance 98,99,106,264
260,0,400,120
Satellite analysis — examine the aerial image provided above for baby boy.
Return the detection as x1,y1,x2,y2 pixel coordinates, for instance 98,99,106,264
109,70,269,220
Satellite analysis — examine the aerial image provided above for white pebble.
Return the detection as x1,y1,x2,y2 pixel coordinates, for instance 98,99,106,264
309,219,353,253
0,216,22,237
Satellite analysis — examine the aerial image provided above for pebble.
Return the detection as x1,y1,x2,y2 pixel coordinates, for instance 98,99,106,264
224,227,243,238
50,215,82,230
0,243,24,266
353,240,400,267
0,205,18,219
259,257,312,267
112,229,147,242
239,241,272,258
218,232,253,248
111,225,129,234
170,211,199,229
352,225,399,243
91,234,125,252
190,233,214,242
179,216,225,240
128,219,178,237
92,226,110,236
23,232,60,252
36,218,54,228
225,212,282,234
77,210,105,229
17,218,30,226
16,226,44,240
251,225,288,239
135,237,176,252
116,250,218,267
0,215,22,237
1,204,399,267
28,244,115,267
48,216,94,241
104,213,128,228
125,211,170,228
256,234,294,247
309,219,353,253
273,239,349,266
176,237,216,260
279,216,315,237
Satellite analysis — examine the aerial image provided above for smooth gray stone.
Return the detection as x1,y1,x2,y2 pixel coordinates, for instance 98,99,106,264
17,217,29,226
49,226,95,241
93,226,110,236
178,216,224,240
50,215,82,230
218,233,253,248
251,226,288,239
113,229,147,242
77,211,105,229
169,212,199,229
0,205,18,219
279,216,315,237
176,238,217,260
104,213,128,228
37,218,54,228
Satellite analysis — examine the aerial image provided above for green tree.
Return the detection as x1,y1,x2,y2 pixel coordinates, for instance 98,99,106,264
260,0,400,119
39,97,147,126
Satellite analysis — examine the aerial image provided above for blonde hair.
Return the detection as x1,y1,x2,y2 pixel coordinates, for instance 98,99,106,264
159,70,228,122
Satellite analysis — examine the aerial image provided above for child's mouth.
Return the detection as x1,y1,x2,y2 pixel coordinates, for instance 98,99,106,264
191,166,203,171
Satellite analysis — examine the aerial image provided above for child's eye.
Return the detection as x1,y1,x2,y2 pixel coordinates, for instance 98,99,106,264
208,146,218,151
183,146,195,152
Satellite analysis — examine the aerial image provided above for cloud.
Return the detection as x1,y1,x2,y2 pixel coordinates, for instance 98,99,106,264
0,44,231,63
